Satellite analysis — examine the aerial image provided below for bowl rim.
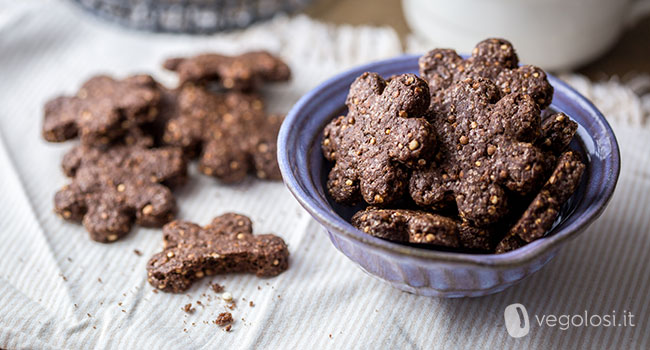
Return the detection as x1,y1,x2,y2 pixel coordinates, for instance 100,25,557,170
278,54,621,268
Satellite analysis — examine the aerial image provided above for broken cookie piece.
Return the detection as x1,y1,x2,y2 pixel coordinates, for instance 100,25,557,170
162,85,282,182
496,151,585,253
55,144,187,242
147,213,289,293
322,72,435,206
163,51,290,90
351,207,493,251
43,74,160,146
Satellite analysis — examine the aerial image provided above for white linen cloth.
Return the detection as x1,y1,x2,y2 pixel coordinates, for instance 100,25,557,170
0,1,648,349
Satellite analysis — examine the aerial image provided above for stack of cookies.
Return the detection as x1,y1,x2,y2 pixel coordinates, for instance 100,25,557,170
43,51,292,292
322,38,585,254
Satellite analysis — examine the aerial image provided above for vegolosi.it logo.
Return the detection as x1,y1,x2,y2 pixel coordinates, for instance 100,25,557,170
504,303,530,338
504,303,635,338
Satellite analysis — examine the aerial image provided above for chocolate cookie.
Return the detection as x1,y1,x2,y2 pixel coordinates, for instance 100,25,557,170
502,151,585,247
410,78,548,226
144,86,181,146
146,213,289,293
43,75,160,146
352,207,493,251
55,144,187,242
494,231,527,254
162,85,282,182
163,51,291,90
535,112,579,155
322,72,435,206
419,38,553,109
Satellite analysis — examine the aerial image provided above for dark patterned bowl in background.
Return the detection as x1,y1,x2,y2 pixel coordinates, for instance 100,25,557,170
71,0,314,33
278,55,620,298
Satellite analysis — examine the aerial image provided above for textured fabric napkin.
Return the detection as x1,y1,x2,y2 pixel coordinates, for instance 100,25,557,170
0,1,648,349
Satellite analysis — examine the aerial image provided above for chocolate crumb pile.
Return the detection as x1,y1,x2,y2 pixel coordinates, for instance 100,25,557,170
323,38,585,253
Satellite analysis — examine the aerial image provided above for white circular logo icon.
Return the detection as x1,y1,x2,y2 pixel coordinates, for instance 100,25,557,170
504,303,530,338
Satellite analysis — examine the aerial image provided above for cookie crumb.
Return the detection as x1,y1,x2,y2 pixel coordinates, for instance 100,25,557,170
183,303,194,313
134,249,142,256
98,278,102,283
210,282,224,293
225,325,232,332
249,301,254,307
227,301,236,310
215,312,233,327
222,292,233,302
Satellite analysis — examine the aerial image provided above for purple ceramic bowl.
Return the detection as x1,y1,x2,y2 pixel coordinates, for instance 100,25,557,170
277,55,620,298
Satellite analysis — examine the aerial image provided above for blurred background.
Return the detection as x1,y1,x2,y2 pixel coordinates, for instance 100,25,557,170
308,0,650,79
70,0,650,79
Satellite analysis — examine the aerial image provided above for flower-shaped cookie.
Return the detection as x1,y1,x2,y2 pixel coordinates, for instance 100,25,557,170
322,72,435,205
162,85,282,182
419,38,554,110
163,51,291,91
43,75,160,146
55,144,187,242
410,78,548,226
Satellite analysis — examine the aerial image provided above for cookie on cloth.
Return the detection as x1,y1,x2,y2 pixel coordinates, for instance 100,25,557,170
419,38,554,109
163,51,291,90
496,151,585,253
322,72,435,206
410,78,548,226
55,143,187,242
162,84,282,182
43,74,160,146
352,207,494,251
147,213,289,293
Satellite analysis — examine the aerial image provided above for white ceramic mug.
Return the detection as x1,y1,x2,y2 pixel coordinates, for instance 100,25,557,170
403,0,650,71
